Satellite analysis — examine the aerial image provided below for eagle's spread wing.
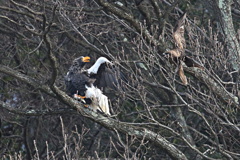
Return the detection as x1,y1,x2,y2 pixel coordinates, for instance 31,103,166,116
91,63,126,91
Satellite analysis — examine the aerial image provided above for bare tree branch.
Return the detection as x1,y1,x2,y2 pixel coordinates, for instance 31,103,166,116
184,67,239,106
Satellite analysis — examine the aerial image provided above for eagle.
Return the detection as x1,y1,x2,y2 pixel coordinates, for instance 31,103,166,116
65,56,124,115
163,13,204,85
65,56,91,97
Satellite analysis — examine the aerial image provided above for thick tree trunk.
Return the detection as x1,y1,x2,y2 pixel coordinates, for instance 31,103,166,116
212,0,240,71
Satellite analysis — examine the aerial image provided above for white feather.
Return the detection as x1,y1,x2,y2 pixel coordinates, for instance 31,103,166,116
85,85,110,115
87,57,112,74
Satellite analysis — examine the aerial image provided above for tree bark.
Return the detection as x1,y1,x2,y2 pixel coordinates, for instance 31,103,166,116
184,67,239,106
212,0,240,71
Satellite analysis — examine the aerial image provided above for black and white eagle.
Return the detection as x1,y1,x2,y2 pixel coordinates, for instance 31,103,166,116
65,56,124,115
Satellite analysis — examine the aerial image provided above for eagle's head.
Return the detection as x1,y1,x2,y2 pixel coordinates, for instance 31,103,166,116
73,56,91,68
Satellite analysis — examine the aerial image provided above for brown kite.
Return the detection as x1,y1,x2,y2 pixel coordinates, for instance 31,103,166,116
163,13,204,85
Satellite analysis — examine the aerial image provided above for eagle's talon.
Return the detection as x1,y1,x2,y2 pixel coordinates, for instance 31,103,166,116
80,98,86,104
74,94,86,99
73,94,87,104
73,94,80,99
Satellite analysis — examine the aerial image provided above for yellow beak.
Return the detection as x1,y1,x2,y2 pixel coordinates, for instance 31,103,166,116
82,56,90,62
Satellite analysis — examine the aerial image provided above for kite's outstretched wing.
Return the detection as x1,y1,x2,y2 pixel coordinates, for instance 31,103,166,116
173,13,187,51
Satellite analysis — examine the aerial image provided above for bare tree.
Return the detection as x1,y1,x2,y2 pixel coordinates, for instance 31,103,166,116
0,0,239,159
211,0,240,72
